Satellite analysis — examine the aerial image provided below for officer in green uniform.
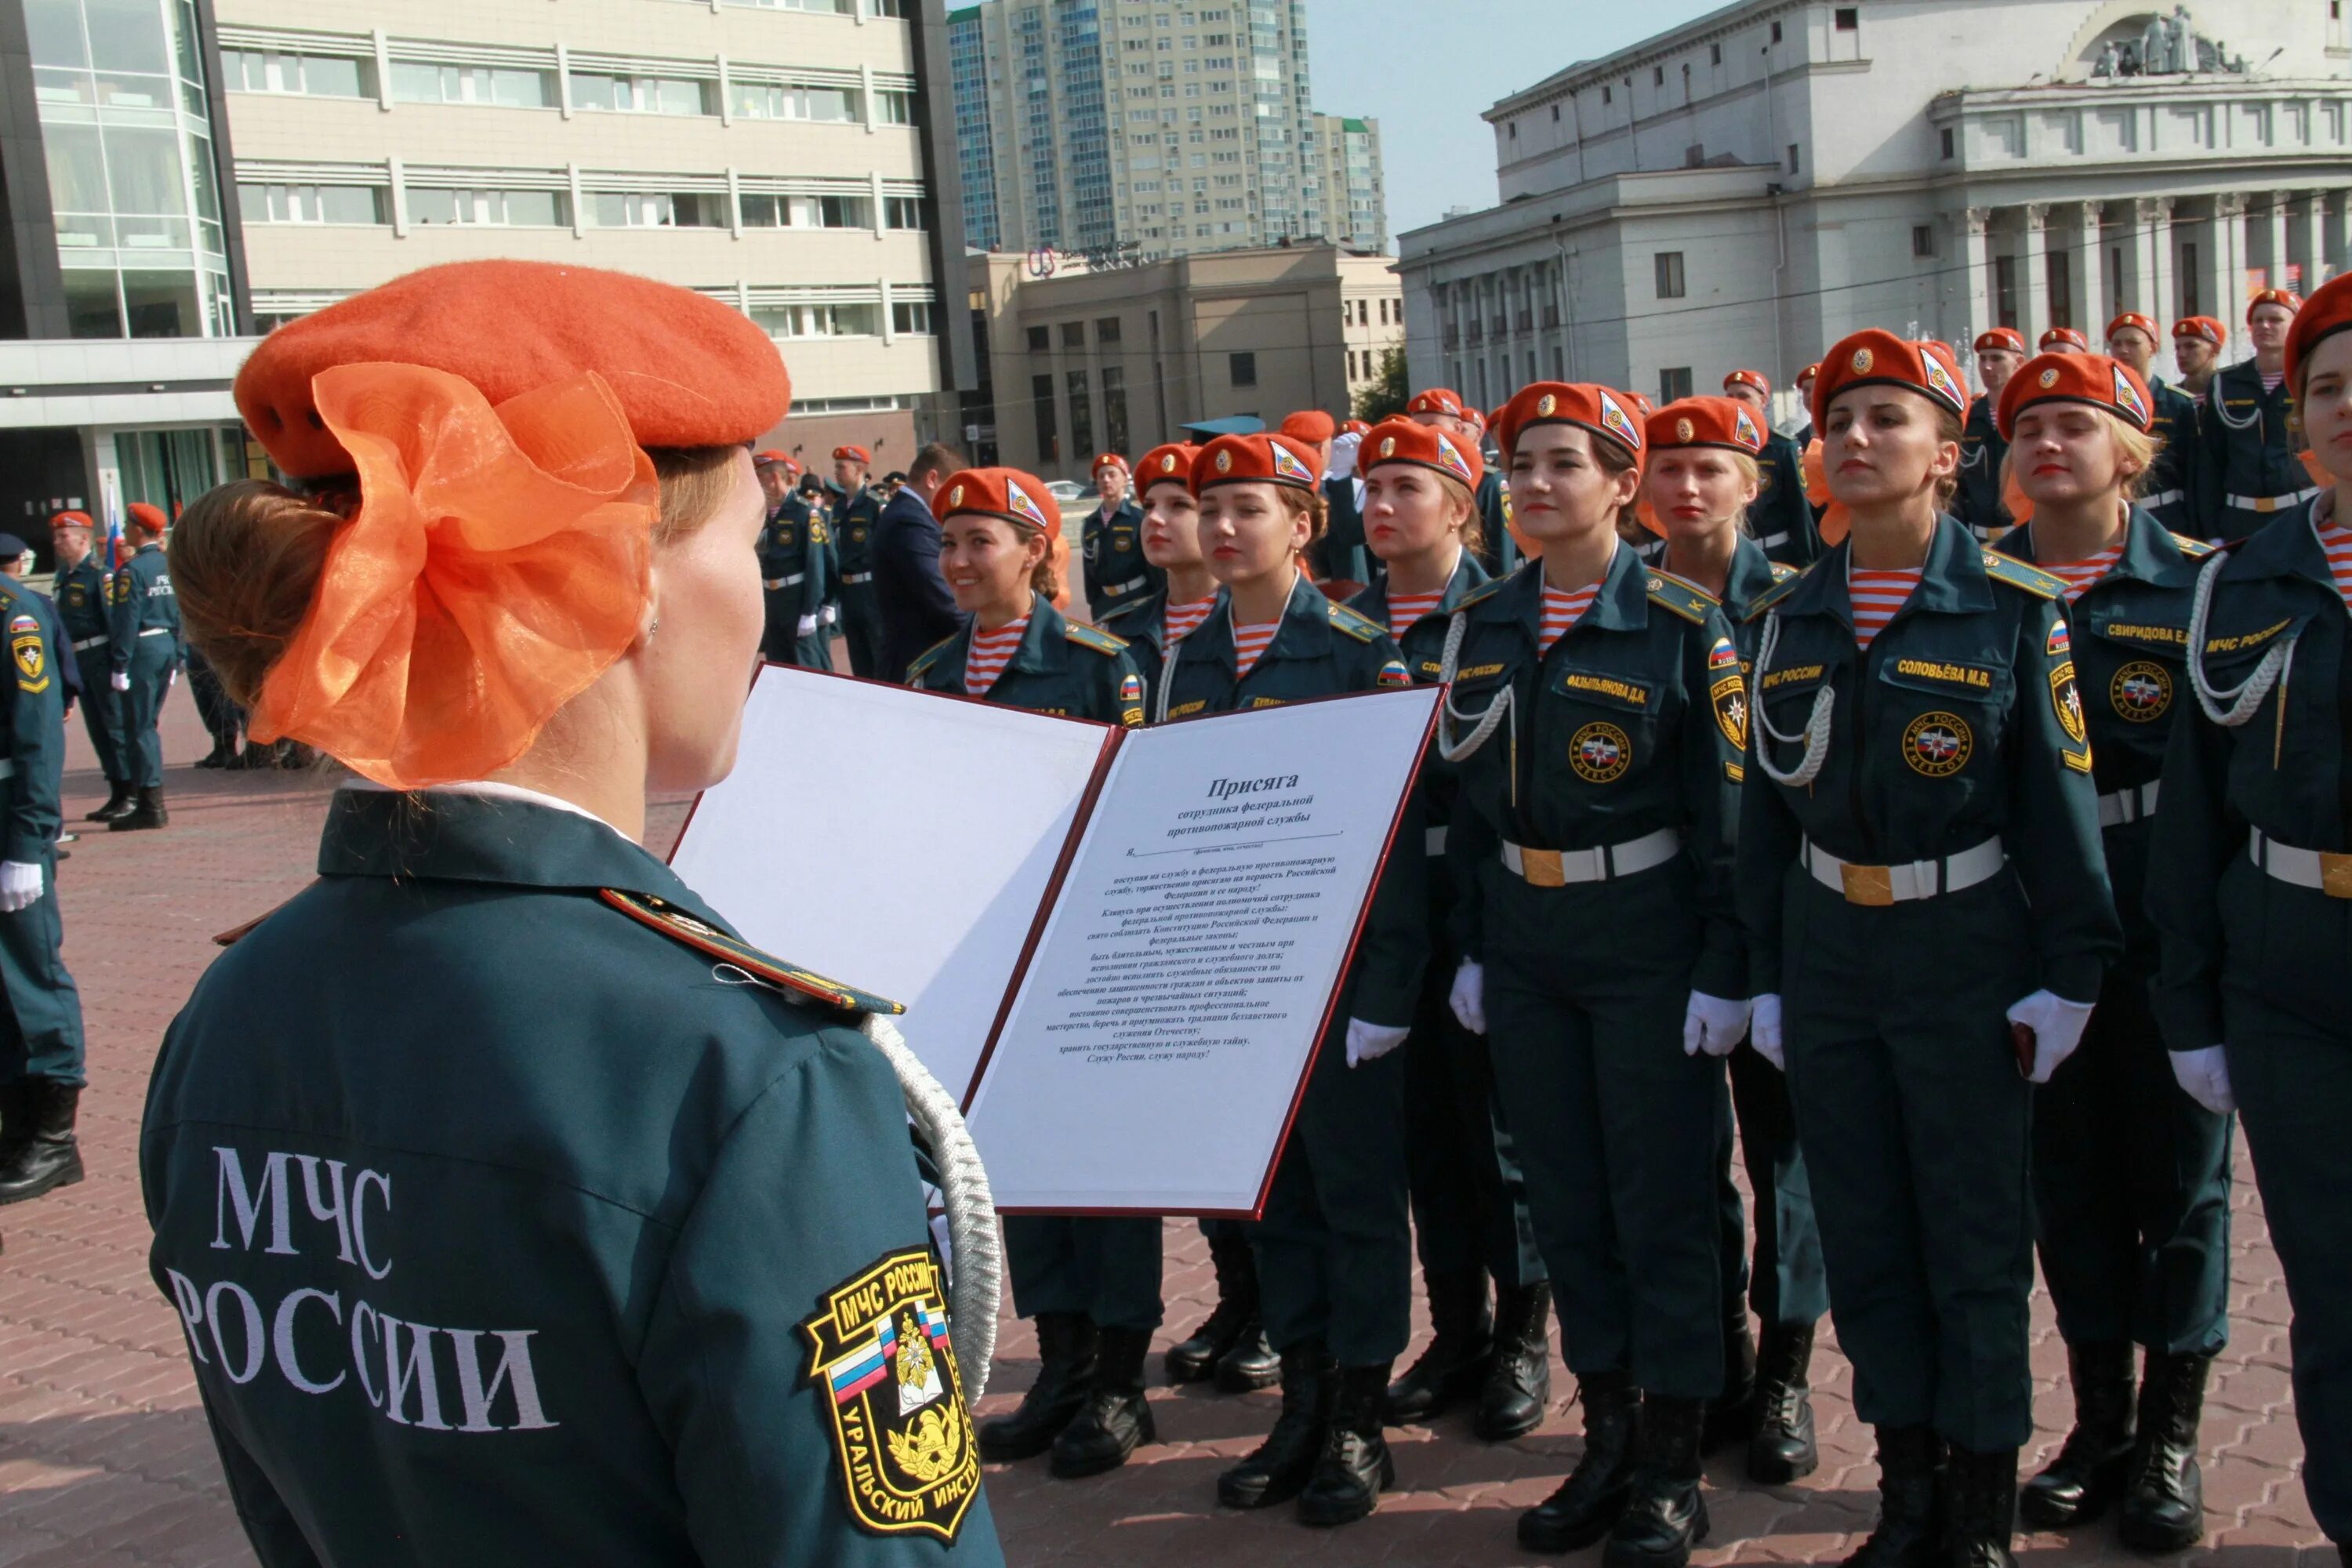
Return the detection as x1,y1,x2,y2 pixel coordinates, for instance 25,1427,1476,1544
1955,328,2026,542
1437,383,1742,1566
831,445,889,678
2192,290,2314,543
1988,352,2232,1552
1080,454,1156,619
2106,314,2201,535
144,258,1004,1567
0,568,87,1210
1157,431,1425,1528
106,501,178,832
1347,419,1552,1446
802,470,842,654
1640,397,1828,1489
47,511,126,820
1724,372,1823,567
1743,332,2121,1568
2149,271,2352,1563
756,455,833,669
1316,425,1373,587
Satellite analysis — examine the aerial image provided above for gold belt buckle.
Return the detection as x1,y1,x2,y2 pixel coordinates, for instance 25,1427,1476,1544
2322,852,2352,899
1520,848,1566,888
1840,862,1896,906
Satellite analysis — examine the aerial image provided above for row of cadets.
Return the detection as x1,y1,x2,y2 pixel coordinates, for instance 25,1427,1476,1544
1722,370,1823,567
1080,452,1156,619
1345,419,1554,1444
2193,289,2313,542
753,450,833,669
2150,270,2352,1563
826,445,889,678
902,470,1164,1480
1955,327,2028,541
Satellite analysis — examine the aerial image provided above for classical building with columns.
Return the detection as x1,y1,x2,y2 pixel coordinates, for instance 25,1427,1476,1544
1397,1,2349,426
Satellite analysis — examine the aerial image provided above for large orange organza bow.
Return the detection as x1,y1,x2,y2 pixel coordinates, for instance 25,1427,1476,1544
1800,437,1853,547
247,363,659,789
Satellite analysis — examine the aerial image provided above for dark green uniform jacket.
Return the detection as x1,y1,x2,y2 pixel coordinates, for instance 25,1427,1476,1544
0,577,66,866
1315,477,1370,586
1473,470,1520,578
1349,552,1490,831
1080,499,1158,617
1094,588,1206,713
1752,433,1823,567
906,593,1142,728
142,789,1003,1567
2192,360,2313,542
1441,547,1747,1000
107,540,180,669
1740,517,2122,1003
2142,375,2200,531
1953,394,2012,542
760,498,830,622
837,486,884,581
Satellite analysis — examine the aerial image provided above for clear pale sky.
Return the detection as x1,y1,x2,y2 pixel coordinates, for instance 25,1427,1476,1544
1304,0,1729,245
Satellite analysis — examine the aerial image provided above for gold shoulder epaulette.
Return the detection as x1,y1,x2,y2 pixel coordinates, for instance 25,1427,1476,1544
1769,561,1799,583
906,633,956,681
1980,551,2067,600
598,889,904,1015
1741,568,1806,622
1064,620,1129,655
1454,574,1512,612
1325,601,1383,642
1645,570,1715,624
2168,532,2217,559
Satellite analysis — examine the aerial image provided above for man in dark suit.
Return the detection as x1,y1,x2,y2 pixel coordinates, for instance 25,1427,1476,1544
873,442,967,682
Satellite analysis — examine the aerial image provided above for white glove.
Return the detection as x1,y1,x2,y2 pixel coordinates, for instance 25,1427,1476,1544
1449,960,1486,1035
1682,991,1751,1057
2007,989,2096,1083
1327,430,1362,480
169,666,178,688
2169,1046,2236,1114
0,860,42,913
1345,1017,1410,1068
796,614,819,637
820,604,839,626
1750,994,1785,1070
110,672,129,691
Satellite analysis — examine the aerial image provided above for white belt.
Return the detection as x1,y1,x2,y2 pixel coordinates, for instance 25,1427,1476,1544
1500,826,1680,887
1756,531,1789,549
2226,488,2320,514
764,573,806,590
2249,829,2352,898
2143,488,2184,508
1102,575,1149,597
71,635,105,651
1425,826,1448,857
1802,835,2005,906
842,572,873,585
138,626,171,637
2097,781,2160,829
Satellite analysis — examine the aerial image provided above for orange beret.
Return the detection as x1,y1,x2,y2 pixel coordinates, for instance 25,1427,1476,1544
1996,353,2153,440
2106,313,2158,343
1463,407,1487,435
1494,383,1645,462
2249,288,2303,321
1973,328,2027,355
833,445,871,464
1279,410,1337,444
1406,387,1465,419
1358,417,1483,488
235,260,789,478
49,510,93,530
1812,331,1969,430
753,449,791,466
125,501,169,534
1797,362,1822,384
1191,433,1322,495
1724,368,1771,400
2285,271,2352,390
1619,389,1656,422
1646,397,1767,456
1136,442,1200,492
937,467,1060,532
1340,419,1370,438
2173,316,2226,346
1091,451,1130,476
2039,326,2091,354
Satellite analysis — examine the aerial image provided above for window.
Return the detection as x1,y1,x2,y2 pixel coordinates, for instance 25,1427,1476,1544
1027,325,1050,352
2046,250,2072,330
1653,65,1664,85
1660,367,1693,402
569,72,714,115
1094,316,1122,344
1940,126,1955,159
1994,254,2018,328
1102,365,1130,456
1770,20,1783,42
750,302,878,339
891,300,933,334
238,183,387,224
389,62,555,108
1602,85,1612,103
1834,6,1859,29
1654,251,1686,299
1229,350,1256,387
1508,122,1517,140
1787,143,1801,175
1033,373,1060,466
1911,223,1935,259
590,191,727,228
884,195,927,230
1710,42,1722,65
1067,370,1094,456
730,82,858,122
220,49,371,98
2180,244,2200,315
1551,103,1560,121
1061,321,1087,348
875,91,913,124
739,193,871,229
407,187,566,227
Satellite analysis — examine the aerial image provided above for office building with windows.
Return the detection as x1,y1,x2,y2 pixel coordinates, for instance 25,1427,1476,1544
1311,112,1385,254
0,0,969,539
1399,0,2350,426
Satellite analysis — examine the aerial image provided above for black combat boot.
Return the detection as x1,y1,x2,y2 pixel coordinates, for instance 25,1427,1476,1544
108,786,167,832
977,1312,1097,1462
1518,1370,1641,1553
1217,1341,1335,1509
1049,1324,1154,1479
1298,1362,1395,1526
2019,1339,2136,1527
2117,1350,2212,1552
0,1080,84,1206
1476,1279,1554,1441
1844,1425,1946,1568
0,1079,34,1169
196,736,234,768
1946,1445,2019,1568
1214,1316,1280,1392
1383,1268,1493,1423
1606,1394,1709,1568
1165,1229,1260,1384
85,782,131,822
1749,1321,1820,1483
1702,1312,1759,1453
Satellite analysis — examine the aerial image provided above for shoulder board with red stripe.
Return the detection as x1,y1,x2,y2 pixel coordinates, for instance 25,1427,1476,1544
599,888,904,1016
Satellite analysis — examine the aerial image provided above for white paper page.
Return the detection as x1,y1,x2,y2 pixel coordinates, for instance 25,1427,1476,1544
965,686,1441,1214
671,667,1113,1102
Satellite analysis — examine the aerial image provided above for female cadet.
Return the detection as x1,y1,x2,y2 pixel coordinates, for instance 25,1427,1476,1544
906,468,1160,1480
107,500,179,831
1722,372,1822,567
1098,445,1286,1399
1155,431,1423,1529
1080,452,1156,619
1741,332,2121,1568
1436,383,1744,1566
2149,272,2352,1566
2042,327,2092,355
1987,353,2230,1552
1348,419,1555,1445
1641,398,1827,1489
142,259,1004,1566
2193,290,2314,542
2104,314,2200,534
